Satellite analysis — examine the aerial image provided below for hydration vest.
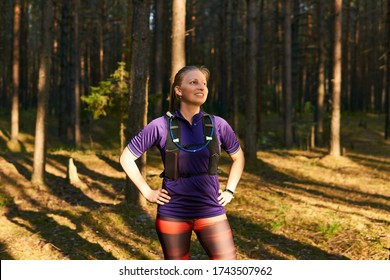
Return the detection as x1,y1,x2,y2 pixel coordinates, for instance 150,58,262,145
162,112,220,180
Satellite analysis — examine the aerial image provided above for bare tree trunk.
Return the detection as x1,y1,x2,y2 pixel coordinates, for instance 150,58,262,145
224,0,233,125
170,0,186,83
152,0,164,117
125,0,151,207
330,0,343,157
343,0,351,112
0,1,7,109
257,0,264,136
68,0,76,143
49,3,60,117
20,0,29,110
276,0,283,116
124,0,133,68
245,0,258,163
367,1,378,112
58,1,71,140
385,0,390,139
31,0,53,185
291,0,299,114
8,0,22,152
316,0,325,146
284,0,293,148
99,0,106,81
350,0,359,112
74,0,81,148
232,0,243,133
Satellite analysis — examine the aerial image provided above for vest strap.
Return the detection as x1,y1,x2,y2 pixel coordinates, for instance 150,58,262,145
162,112,220,180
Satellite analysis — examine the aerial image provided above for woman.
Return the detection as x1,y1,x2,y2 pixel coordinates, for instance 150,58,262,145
120,65,245,260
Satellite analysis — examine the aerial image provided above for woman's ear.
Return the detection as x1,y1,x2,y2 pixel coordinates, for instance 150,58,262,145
174,86,182,97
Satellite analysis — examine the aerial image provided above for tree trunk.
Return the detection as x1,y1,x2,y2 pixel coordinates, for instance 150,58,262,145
20,0,29,110
291,0,299,114
385,0,390,139
343,0,351,112
74,0,81,148
330,0,343,157
99,0,106,81
257,0,264,136
49,3,60,117
8,0,22,152
284,0,293,148
316,0,326,146
367,1,379,113
124,0,133,69
224,0,233,125
125,0,151,206
232,0,243,133
350,0,359,112
31,0,53,185
170,0,186,83
58,1,71,140
151,0,164,117
276,0,283,116
0,1,7,109
245,0,258,163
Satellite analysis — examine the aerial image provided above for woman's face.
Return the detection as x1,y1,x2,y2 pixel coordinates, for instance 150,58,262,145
174,69,208,107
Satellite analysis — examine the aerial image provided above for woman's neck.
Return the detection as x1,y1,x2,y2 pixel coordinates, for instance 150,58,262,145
179,104,201,125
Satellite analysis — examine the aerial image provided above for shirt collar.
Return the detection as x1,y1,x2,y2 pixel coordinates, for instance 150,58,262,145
175,110,204,125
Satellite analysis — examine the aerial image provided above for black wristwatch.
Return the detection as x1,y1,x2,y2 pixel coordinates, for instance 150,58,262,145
225,189,234,196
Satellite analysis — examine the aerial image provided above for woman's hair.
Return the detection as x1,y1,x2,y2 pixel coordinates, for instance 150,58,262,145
169,65,210,112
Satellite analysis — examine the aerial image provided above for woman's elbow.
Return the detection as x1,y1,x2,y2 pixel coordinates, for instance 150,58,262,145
119,147,130,168
120,147,138,167
231,147,245,163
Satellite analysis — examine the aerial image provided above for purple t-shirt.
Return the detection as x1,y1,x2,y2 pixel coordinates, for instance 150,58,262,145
127,110,241,219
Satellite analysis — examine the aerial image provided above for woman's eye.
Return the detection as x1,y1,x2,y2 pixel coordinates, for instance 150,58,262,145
189,80,206,86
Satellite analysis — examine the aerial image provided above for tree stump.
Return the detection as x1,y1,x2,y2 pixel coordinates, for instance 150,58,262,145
66,158,81,185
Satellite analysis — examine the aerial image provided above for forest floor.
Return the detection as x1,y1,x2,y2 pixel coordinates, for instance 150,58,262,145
0,111,389,260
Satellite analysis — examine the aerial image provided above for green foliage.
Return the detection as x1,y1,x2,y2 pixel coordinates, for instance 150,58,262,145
0,191,11,208
303,101,314,116
259,131,281,149
82,62,129,120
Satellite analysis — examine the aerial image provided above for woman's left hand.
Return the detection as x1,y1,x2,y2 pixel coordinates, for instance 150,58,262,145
218,189,234,206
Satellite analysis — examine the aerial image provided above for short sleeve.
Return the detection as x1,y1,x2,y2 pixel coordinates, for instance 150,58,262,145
214,116,241,155
127,116,167,158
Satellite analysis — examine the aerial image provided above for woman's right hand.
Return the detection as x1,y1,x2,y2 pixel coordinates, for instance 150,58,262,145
120,148,171,205
143,189,171,205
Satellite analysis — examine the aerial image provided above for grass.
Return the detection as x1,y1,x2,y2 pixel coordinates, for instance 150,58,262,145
0,110,389,260
269,202,291,231
0,191,12,208
317,212,343,239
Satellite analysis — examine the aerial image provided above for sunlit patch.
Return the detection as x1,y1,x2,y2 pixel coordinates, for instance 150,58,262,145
47,214,77,231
